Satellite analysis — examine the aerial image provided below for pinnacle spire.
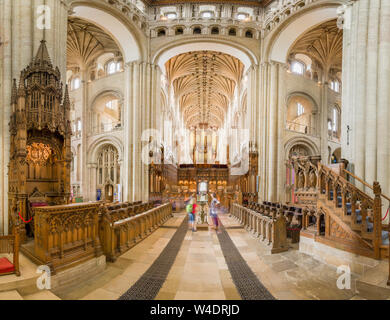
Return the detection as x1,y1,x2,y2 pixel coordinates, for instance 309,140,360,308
11,79,17,104
17,75,25,97
63,84,70,108
34,40,52,67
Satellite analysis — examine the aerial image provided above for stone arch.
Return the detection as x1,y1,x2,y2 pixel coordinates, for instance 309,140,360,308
89,88,124,108
191,25,203,34
87,136,124,165
286,91,319,114
286,92,319,135
153,38,258,74
330,147,341,163
284,137,320,159
265,4,340,63
68,1,144,62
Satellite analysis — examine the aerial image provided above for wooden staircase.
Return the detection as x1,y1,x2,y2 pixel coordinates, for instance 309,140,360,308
292,156,390,283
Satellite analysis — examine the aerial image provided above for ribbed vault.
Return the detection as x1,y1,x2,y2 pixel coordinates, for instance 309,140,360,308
289,19,343,74
67,17,121,69
165,51,244,129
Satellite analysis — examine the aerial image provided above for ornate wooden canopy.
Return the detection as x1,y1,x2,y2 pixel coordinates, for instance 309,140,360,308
9,40,72,237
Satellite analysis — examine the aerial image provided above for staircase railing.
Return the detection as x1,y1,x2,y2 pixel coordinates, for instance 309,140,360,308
343,169,390,205
342,169,390,286
319,163,382,258
291,156,384,259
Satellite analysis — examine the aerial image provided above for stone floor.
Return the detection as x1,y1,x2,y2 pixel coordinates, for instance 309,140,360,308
1,211,387,300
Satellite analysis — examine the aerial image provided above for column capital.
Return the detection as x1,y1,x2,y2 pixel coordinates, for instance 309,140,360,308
88,163,98,169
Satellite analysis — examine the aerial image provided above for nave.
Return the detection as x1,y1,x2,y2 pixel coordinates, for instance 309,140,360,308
0,211,371,300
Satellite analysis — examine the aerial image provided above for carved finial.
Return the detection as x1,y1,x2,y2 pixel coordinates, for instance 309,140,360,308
17,77,25,97
63,84,70,109
373,181,381,196
34,40,52,67
11,79,17,104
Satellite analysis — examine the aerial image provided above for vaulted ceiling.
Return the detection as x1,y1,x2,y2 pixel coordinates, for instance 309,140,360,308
165,51,244,129
67,17,121,69
144,0,268,6
289,19,343,74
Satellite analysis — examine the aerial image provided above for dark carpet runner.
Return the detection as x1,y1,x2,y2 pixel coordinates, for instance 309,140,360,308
118,216,188,300
216,219,276,300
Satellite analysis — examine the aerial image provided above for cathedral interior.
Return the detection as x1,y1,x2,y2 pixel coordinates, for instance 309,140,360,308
0,0,389,302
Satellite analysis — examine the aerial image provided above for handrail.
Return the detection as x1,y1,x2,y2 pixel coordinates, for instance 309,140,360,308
343,169,390,203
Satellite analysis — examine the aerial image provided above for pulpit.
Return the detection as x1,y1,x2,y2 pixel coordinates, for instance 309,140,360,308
8,40,71,238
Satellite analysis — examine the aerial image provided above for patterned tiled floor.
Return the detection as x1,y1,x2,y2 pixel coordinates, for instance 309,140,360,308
1,211,366,300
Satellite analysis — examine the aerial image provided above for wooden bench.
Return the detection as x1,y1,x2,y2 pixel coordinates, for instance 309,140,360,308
0,228,20,276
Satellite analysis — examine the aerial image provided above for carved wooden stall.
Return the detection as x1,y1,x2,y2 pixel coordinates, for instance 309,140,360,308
231,203,288,253
8,40,71,238
230,142,259,205
100,203,172,261
22,203,102,274
18,199,172,274
0,225,21,276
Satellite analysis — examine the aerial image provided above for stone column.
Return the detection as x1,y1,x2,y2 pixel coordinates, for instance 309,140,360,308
258,62,270,202
0,0,68,234
123,61,161,203
341,0,390,210
320,83,330,163
267,62,280,202
276,64,287,203
89,163,97,201
80,68,89,200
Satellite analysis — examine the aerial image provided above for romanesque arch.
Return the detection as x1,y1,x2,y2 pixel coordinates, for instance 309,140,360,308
68,1,145,62
284,137,320,159
88,136,124,165
265,3,341,63
286,92,319,135
152,38,258,73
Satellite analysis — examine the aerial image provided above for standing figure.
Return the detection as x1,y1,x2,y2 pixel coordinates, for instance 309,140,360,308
210,193,221,232
186,194,198,232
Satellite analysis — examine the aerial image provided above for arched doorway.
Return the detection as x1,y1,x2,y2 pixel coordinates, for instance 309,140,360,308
285,143,313,204
96,144,120,202
331,147,341,164
105,184,114,202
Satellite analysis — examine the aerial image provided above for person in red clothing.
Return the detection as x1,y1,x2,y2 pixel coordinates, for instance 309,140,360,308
186,194,198,232
191,201,198,232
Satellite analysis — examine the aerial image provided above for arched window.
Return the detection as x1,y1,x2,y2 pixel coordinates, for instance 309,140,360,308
193,27,202,34
96,145,120,200
77,119,82,132
157,29,166,37
211,27,219,35
201,11,213,19
165,12,177,20
297,103,304,116
32,91,40,109
245,30,253,38
175,27,183,35
286,96,315,135
107,61,122,75
332,107,338,132
291,61,305,75
330,80,340,92
237,13,248,21
228,28,237,36
72,77,80,90
105,99,118,110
